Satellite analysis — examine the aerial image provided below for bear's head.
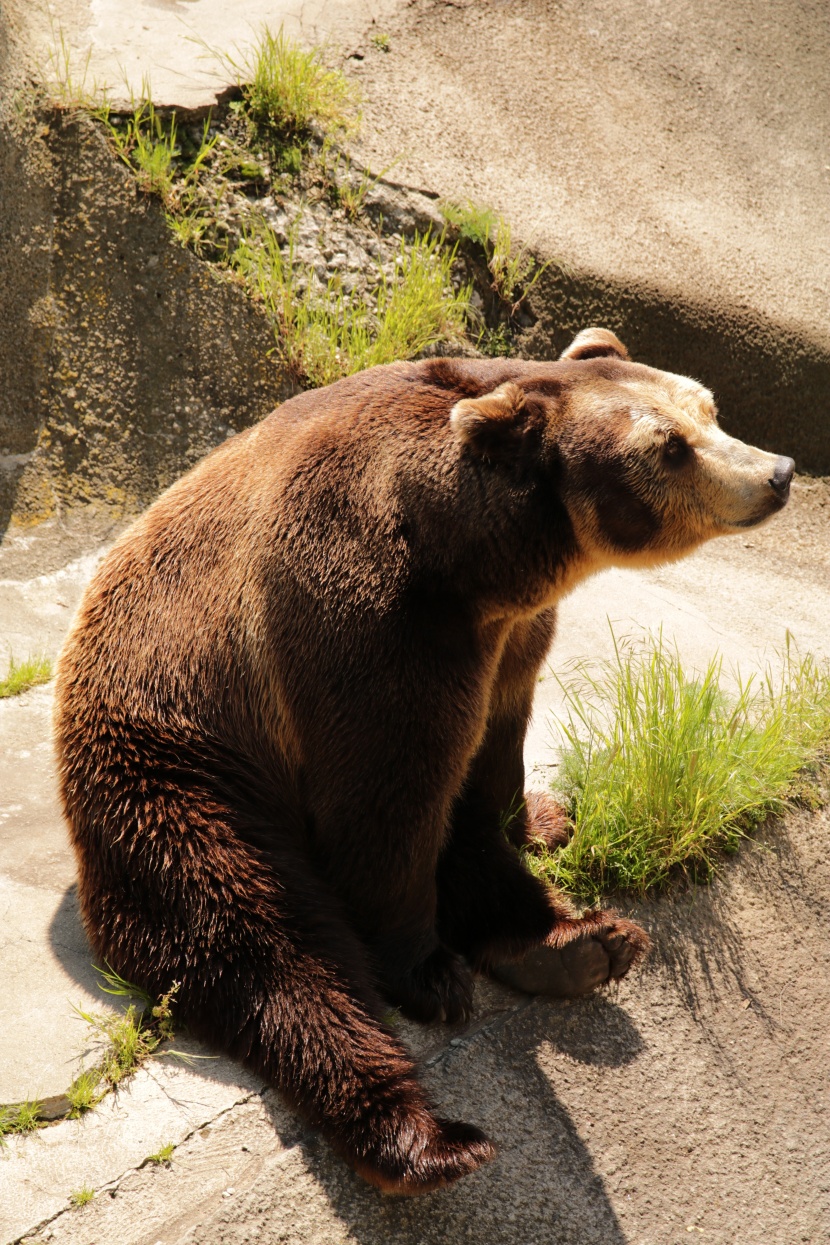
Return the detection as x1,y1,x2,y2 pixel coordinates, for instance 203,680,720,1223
450,327,794,572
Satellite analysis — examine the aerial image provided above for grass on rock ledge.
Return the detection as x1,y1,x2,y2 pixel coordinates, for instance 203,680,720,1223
529,631,830,903
232,224,470,388
43,23,546,389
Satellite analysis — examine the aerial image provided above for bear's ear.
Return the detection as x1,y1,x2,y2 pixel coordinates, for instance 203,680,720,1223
449,382,528,455
560,328,629,362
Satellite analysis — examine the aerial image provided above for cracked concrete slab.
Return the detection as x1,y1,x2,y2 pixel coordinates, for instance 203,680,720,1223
3,1061,265,1244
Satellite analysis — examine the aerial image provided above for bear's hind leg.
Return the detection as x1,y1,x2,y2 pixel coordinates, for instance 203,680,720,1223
70,785,494,1193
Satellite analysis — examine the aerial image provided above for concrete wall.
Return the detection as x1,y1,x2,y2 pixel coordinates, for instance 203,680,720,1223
0,55,293,533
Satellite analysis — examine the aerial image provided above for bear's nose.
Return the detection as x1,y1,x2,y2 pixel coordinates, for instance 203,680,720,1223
769,456,795,498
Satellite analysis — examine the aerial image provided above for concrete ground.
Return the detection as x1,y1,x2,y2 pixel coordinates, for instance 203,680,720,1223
1,478,829,1244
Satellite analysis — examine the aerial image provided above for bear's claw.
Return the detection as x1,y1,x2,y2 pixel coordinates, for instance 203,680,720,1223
488,913,650,998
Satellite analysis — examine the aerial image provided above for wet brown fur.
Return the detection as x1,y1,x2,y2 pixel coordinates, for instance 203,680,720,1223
53,330,790,1193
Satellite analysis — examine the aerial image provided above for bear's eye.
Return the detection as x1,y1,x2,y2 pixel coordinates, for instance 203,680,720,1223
663,432,690,466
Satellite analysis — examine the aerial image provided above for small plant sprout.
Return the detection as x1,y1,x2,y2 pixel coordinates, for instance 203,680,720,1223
70,1186,95,1208
43,18,108,112
532,629,830,901
94,961,155,1007
0,653,53,698
439,199,498,250
371,32,391,52
147,1141,176,1165
489,215,546,308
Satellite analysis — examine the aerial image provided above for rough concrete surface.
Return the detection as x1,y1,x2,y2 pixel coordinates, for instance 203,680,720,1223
1,479,829,1243
1,0,296,531
0,107,294,530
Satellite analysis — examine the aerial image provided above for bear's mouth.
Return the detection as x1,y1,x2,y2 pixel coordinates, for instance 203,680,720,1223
727,491,790,529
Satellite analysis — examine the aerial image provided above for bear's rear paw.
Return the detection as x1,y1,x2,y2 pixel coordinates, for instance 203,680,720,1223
488,912,650,998
523,791,573,851
355,1115,496,1195
389,946,474,1025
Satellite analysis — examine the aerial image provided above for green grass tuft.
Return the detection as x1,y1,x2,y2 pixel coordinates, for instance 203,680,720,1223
66,1068,105,1118
232,224,470,388
439,199,498,250
104,96,217,206
439,199,551,308
221,25,359,147
0,653,53,698
70,1186,95,1208
534,630,830,902
73,973,180,1093
0,1099,44,1143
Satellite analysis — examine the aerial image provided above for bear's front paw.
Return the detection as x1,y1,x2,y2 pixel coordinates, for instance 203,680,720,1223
389,946,474,1025
488,912,650,998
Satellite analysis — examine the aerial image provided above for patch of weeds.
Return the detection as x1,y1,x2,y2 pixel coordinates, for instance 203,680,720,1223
489,215,548,308
70,1186,94,1208
74,973,180,1090
76,1002,162,1088
533,629,830,902
147,1141,176,1166
478,322,514,357
219,25,359,155
233,224,470,387
0,1099,45,1143
64,968,180,1119
371,32,391,52
317,144,396,222
103,96,217,207
439,198,551,310
166,196,218,256
66,1068,106,1118
0,653,52,698
86,27,531,387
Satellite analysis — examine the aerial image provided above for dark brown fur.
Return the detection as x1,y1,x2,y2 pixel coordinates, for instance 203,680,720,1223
54,333,790,1192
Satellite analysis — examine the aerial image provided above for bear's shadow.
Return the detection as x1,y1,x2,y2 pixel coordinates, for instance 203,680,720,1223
50,883,638,1242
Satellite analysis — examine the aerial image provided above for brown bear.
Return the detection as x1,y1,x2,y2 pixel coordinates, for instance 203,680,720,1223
53,328,794,1193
